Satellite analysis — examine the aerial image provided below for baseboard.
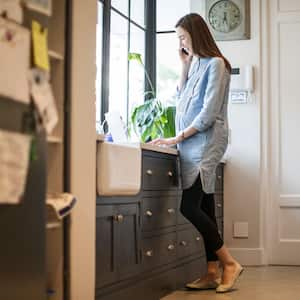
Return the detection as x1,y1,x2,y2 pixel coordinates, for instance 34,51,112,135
228,248,265,266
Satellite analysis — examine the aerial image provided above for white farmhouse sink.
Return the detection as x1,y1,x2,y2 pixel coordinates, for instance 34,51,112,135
96,142,141,196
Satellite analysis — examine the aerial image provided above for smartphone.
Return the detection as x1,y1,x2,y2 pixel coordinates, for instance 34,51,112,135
181,48,189,55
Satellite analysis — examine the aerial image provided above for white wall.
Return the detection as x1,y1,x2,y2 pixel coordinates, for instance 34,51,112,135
191,0,263,265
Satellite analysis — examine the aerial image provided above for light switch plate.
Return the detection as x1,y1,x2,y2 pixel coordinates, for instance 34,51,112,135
230,91,248,104
233,221,248,238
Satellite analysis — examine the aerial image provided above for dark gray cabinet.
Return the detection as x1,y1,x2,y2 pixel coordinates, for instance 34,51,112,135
96,150,224,300
96,204,140,288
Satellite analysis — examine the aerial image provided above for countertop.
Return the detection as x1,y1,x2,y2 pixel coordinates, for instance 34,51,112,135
96,134,179,155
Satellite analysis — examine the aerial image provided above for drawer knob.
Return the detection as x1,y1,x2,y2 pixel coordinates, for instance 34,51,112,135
167,208,175,214
196,236,201,241
145,250,154,257
180,241,188,247
145,210,153,217
114,214,124,223
217,204,222,208
146,169,153,175
217,175,222,179
168,171,173,177
167,244,175,251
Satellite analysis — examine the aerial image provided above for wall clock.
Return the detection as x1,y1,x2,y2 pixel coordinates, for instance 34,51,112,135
206,0,250,41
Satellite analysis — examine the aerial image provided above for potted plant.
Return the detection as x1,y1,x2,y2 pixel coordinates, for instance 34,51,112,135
128,52,176,143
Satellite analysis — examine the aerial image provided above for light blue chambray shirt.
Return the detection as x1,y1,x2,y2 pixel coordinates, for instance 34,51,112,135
175,56,230,193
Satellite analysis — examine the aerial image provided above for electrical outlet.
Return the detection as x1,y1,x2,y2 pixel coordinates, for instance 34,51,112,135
233,222,248,238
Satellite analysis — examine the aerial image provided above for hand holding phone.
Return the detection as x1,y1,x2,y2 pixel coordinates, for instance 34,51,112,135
179,47,192,65
181,47,189,55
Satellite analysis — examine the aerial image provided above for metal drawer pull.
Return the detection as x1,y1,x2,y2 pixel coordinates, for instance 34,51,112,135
146,210,153,217
180,241,187,247
145,250,154,257
167,244,175,251
113,214,124,223
168,171,173,177
217,175,222,179
196,236,201,241
146,169,153,175
217,204,222,208
167,208,175,214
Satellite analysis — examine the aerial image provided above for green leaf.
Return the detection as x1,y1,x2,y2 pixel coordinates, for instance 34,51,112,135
141,126,152,143
162,106,176,138
128,52,143,65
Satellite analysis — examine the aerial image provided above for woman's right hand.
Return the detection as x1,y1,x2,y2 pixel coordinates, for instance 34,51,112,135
178,48,193,65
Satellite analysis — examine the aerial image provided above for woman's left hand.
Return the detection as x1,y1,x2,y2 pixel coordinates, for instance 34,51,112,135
149,137,178,146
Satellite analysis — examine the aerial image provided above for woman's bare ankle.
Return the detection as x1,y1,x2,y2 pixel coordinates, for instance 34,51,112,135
223,260,240,268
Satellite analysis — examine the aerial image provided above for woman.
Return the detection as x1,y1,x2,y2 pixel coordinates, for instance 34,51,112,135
150,13,243,293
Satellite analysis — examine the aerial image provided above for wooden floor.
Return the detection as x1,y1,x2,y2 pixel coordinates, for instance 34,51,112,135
162,266,300,300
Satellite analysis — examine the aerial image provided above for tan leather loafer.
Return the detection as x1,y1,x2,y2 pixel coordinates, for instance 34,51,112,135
216,265,244,293
186,277,221,290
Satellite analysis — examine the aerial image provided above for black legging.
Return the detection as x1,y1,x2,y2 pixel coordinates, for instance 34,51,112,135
180,174,224,261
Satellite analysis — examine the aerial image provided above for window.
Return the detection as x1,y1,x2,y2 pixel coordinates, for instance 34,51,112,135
156,0,190,105
96,0,148,131
109,11,129,119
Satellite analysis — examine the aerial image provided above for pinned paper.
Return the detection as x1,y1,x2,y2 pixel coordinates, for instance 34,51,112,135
29,69,58,134
0,129,31,205
0,18,30,104
24,0,52,16
47,193,77,220
32,20,50,71
0,0,23,24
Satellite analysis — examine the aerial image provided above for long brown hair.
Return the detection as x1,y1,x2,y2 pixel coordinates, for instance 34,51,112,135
175,13,231,72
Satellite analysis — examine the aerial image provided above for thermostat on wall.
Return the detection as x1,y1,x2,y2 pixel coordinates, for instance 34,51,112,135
230,65,254,92
230,65,254,104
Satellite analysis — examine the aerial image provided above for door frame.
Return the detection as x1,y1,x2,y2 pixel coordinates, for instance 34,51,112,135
260,0,273,265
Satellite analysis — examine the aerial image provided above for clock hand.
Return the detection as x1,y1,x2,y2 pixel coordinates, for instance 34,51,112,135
223,12,229,30
223,12,228,23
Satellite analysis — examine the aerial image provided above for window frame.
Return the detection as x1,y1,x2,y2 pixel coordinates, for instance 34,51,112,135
97,0,156,124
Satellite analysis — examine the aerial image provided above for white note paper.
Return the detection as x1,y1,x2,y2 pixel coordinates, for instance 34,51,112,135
29,69,58,134
0,0,23,24
0,18,30,104
0,129,31,205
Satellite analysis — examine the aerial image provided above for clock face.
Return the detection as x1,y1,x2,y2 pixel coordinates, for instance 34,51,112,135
208,0,242,33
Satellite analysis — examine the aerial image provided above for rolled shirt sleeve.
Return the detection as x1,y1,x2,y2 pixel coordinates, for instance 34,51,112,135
191,57,227,132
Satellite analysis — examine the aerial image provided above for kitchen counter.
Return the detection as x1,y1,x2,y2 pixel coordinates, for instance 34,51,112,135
96,134,179,155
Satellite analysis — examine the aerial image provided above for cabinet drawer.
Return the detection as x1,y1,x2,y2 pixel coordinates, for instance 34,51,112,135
215,165,224,192
177,228,205,259
141,232,177,270
214,193,223,217
142,156,178,190
142,197,177,231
